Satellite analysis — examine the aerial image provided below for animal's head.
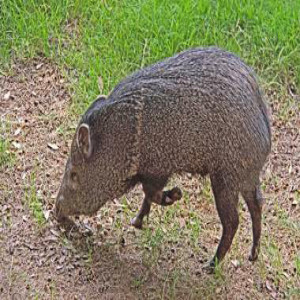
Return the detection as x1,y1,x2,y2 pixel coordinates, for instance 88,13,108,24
55,97,143,220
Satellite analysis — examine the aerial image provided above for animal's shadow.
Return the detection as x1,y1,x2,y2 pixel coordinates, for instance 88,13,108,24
56,219,219,298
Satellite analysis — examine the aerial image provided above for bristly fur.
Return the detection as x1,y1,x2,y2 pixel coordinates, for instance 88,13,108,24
57,47,271,265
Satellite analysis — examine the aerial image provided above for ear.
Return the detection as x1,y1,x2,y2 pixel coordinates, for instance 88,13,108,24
76,123,93,159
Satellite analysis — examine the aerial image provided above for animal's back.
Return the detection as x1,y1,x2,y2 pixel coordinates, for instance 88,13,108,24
109,47,271,184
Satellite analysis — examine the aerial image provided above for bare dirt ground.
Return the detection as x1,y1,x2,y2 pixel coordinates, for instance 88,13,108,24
0,60,299,299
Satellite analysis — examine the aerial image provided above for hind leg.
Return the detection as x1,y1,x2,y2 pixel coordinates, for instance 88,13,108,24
242,184,264,261
210,174,239,266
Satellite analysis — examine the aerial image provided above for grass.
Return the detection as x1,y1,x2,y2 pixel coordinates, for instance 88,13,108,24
0,137,14,168
0,122,15,168
1,0,299,114
25,172,46,226
0,1,299,299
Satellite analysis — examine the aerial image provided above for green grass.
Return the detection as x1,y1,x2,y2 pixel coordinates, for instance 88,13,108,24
0,121,15,168
25,172,46,226
0,137,14,168
1,0,299,114
0,1,299,298
296,256,300,276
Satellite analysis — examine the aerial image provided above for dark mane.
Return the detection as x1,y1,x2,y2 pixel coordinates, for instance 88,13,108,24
80,96,107,124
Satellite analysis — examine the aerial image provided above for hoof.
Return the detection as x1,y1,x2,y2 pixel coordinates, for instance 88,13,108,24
131,216,143,229
161,187,183,206
249,251,259,262
249,245,260,261
202,260,216,274
169,186,183,201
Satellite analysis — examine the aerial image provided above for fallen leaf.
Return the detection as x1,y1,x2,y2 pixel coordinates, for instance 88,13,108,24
231,259,241,268
179,218,186,228
3,91,11,100
47,143,59,150
98,76,104,93
50,229,60,237
44,236,58,243
14,128,21,136
58,256,66,264
271,292,277,299
43,210,51,221
12,141,22,149
36,63,44,70
266,280,273,292
292,199,298,207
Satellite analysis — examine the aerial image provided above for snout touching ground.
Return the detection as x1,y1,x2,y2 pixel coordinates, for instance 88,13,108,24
55,195,76,230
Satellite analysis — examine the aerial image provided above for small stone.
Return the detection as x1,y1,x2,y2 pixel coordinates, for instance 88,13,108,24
3,91,11,100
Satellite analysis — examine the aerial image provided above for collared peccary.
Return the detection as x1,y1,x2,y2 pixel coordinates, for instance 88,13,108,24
56,47,271,267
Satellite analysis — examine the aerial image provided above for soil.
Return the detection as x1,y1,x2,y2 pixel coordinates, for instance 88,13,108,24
0,60,299,299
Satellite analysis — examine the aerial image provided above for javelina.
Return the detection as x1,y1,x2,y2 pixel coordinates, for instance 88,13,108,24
56,47,271,267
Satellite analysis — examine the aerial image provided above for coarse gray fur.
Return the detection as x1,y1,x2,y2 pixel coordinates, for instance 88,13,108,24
56,47,271,267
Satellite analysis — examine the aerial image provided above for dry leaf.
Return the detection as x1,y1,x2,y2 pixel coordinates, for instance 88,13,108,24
14,128,21,136
43,210,51,221
231,259,241,268
47,143,59,150
98,76,104,93
50,229,60,237
12,141,22,149
179,218,186,228
266,280,272,292
3,91,11,100
271,292,277,299
36,63,44,70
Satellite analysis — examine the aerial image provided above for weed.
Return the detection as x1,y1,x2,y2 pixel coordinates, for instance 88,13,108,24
296,256,300,276
186,212,202,248
0,138,15,168
25,172,46,226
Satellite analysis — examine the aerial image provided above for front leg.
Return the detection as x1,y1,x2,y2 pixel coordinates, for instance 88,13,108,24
160,187,183,206
131,198,151,229
131,182,182,229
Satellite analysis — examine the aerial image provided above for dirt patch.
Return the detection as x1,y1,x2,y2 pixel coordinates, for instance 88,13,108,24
0,60,299,299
